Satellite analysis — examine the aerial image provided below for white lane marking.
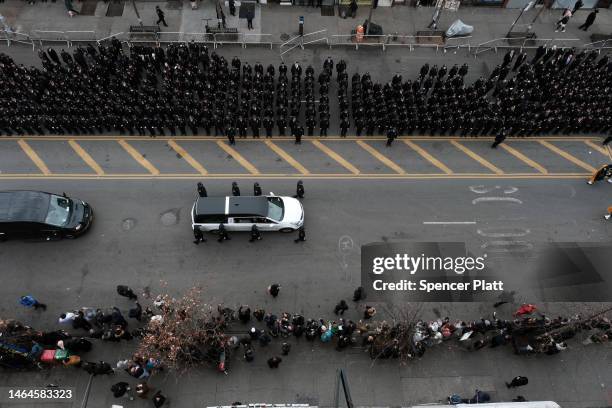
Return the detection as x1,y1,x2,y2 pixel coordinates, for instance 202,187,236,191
469,185,491,194
477,228,531,237
423,221,477,225
504,187,518,194
472,197,523,205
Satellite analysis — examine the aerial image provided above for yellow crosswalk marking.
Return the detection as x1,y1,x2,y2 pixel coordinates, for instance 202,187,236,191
539,140,596,172
264,140,310,175
584,140,612,161
356,141,406,174
216,141,261,175
17,139,51,175
403,140,453,174
117,140,160,175
311,140,360,175
167,140,208,175
451,141,504,175
68,140,104,175
500,144,547,174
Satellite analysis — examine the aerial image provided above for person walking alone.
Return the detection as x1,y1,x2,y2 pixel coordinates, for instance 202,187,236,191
156,6,168,27
579,9,598,31
491,129,506,149
20,295,47,311
506,376,529,388
247,16,254,30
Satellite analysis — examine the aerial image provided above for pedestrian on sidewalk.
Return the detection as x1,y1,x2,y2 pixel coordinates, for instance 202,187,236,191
571,0,583,14
281,342,291,355
363,305,376,319
334,300,348,315
111,382,133,400
232,181,240,196
579,9,598,31
65,0,79,16
229,0,236,16
386,127,397,146
247,16,254,30
116,285,138,300
555,14,570,32
353,286,363,301
156,6,168,27
506,376,529,388
268,283,281,297
604,206,612,220
20,295,47,311
294,226,306,243
349,0,358,18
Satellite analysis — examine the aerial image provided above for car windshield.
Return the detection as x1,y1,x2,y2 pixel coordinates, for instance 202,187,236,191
267,197,284,221
45,195,72,227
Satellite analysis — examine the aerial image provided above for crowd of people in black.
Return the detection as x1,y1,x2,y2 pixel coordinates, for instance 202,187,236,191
1,41,611,143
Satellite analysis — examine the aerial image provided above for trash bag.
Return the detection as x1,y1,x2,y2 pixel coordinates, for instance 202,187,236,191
446,19,474,37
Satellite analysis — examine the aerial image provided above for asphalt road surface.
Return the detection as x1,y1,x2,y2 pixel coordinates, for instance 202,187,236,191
1,172,611,407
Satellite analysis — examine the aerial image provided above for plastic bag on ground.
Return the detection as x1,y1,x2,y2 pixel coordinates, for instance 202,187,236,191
446,19,474,37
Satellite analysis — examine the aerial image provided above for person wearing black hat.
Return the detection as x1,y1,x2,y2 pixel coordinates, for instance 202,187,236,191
217,223,231,242
294,180,305,199
253,182,262,196
193,226,206,244
294,226,306,243
232,181,240,196
491,129,507,149
197,182,207,197
249,225,262,242
267,356,282,368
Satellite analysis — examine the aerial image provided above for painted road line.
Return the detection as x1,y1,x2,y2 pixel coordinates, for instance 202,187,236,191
264,140,310,175
356,141,406,174
117,139,160,175
403,140,453,174
215,141,261,175
539,140,596,172
68,140,104,175
311,140,360,175
0,173,590,180
423,221,476,225
451,140,504,175
584,140,612,161
500,144,548,174
167,140,208,175
17,139,51,175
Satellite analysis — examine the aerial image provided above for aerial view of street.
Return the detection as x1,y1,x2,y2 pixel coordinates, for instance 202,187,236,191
0,0,611,407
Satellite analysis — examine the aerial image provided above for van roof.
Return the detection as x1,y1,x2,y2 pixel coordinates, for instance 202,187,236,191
0,191,50,223
195,196,269,217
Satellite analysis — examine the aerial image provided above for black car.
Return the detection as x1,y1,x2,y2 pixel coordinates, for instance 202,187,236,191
0,191,93,241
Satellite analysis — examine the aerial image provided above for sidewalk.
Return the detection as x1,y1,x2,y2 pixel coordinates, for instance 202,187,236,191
1,0,611,47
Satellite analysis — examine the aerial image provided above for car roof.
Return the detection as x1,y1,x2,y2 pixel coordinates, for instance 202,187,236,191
195,196,269,217
0,191,51,223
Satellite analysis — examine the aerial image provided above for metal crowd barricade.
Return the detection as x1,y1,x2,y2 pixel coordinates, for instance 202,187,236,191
280,29,327,58
242,33,273,49
30,30,69,48
0,30,35,49
472,37,518,56
443,35,472,54
65,30,97,47
329,33,386,50
213,32,243,48
96,32,125,45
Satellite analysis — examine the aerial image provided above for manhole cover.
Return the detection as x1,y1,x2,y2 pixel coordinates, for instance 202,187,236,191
280,33,290,41
122,218,136,231
160,209,180,226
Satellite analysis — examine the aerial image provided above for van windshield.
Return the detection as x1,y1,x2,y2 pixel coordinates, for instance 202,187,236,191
267,197,284,221
45,195,72,227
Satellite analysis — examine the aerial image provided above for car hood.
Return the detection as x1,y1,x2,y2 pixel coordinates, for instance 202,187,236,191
282,197,303,224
